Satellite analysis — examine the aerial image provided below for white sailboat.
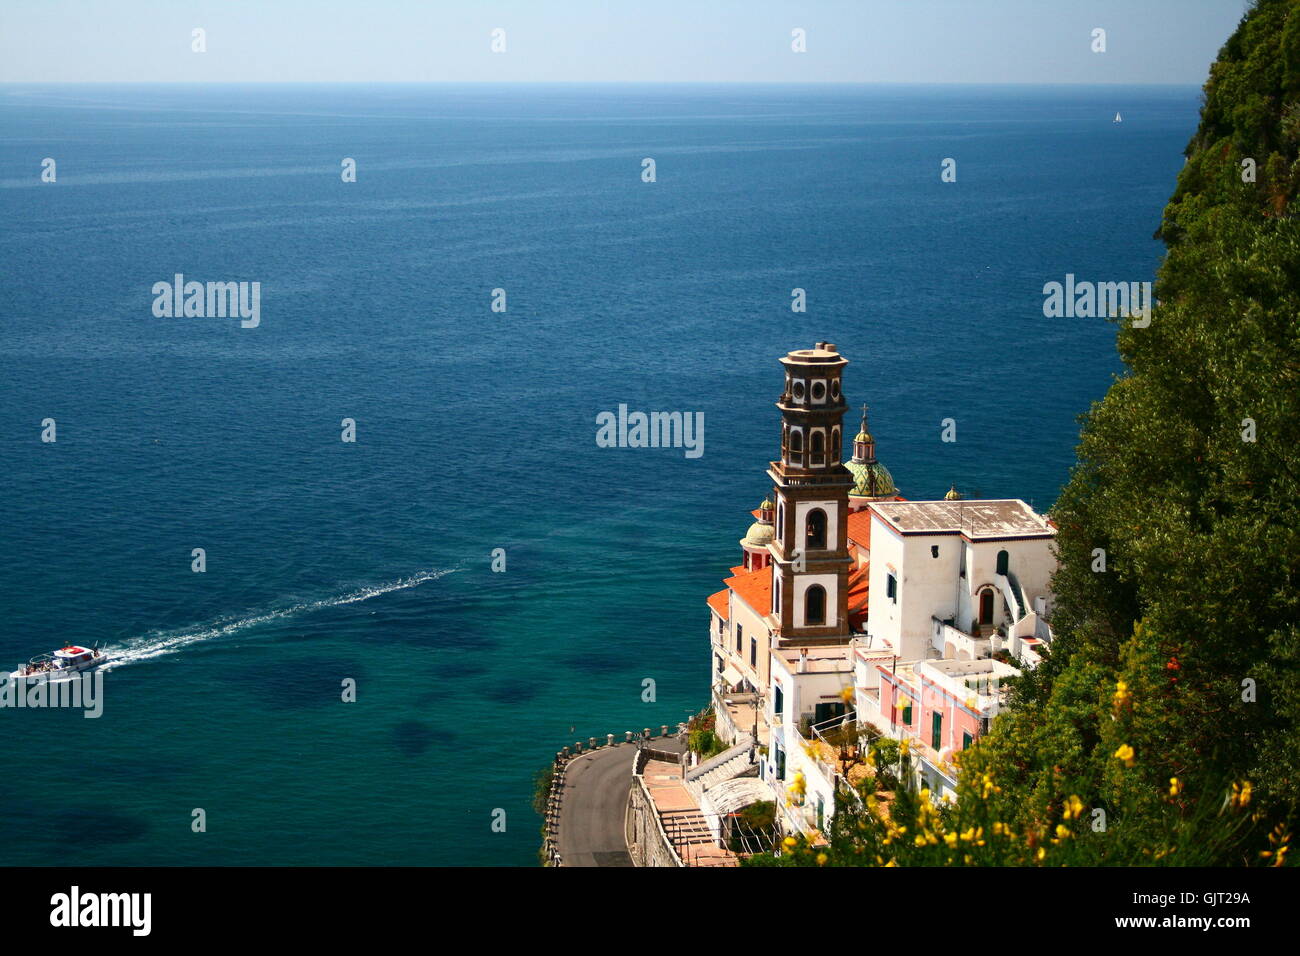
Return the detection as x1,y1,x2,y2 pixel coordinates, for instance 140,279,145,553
1114,111,1123,123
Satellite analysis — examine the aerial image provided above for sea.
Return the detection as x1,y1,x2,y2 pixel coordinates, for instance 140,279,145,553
0,83,1196,865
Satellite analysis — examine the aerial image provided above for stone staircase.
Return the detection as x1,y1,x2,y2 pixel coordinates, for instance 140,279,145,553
692,748,756,792
684,733,754,798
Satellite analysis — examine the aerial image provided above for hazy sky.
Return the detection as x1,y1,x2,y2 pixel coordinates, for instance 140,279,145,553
0,0,1252,84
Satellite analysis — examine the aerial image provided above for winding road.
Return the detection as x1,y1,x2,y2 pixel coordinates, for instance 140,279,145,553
556,738,685,867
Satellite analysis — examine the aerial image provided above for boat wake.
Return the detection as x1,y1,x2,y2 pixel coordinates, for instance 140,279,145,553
101,568,458,670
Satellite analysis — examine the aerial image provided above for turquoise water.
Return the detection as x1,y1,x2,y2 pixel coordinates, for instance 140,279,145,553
0,83,1193,865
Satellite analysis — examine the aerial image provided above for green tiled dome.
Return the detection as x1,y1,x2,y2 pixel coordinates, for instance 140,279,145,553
846,458,896,498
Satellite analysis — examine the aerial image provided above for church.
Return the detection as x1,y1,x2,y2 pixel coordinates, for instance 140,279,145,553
705,343,1058,834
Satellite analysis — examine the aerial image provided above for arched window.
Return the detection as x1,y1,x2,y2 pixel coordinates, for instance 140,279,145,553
806,508,827,550
788,429,803,467
777,502,784,538
810,430,825,466
831,427,840,461
996,549,1009,576
805,585,826,625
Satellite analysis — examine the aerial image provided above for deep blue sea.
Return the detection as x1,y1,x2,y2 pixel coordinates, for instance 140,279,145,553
0,83,1194,865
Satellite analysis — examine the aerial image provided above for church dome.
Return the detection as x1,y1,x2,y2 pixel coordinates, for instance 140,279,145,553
944,484,962,501
743,520,775,547
845,458,896,499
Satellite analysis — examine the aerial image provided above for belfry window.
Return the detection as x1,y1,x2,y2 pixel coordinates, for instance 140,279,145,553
805,585,826,625
788,430,803,467
810,430,825,466
806,508,827,550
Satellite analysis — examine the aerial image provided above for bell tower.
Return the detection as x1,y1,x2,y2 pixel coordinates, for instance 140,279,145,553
766,342,853,647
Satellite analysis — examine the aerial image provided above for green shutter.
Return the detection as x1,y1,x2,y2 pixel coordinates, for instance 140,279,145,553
932,711,942,750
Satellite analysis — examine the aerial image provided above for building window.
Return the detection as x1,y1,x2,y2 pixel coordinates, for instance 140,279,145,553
777,502,784,538
788,429,803,467
996,549,1009,576
810,430,825,466
805,585,826,625
811,380,826,403
806,509,827,550
932,711,943,750
902,700,912,726
736,623,743,654
962,731,973,750
774,576,781,614
979,588,994,626
886,572,898,603
776,744,786,780
749,637,757,668
774,685,784,716
931,545,939,558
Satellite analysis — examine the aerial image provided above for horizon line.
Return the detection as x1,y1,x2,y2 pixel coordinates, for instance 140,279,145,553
0,79,1204,88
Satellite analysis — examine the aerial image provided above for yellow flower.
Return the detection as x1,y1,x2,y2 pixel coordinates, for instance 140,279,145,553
816,852,829,866
944,832,959,849
1035,846,1046,862
884,859,898,867
1114,743,1135,768
1229,780,1253,810
1112,680,1131,710
840,686,854,704
1169,777,1183,797
1062,795,1084,820
782,836,798,849
1055,824,1071,841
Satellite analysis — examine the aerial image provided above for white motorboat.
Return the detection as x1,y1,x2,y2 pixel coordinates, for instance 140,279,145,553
9,644,109,682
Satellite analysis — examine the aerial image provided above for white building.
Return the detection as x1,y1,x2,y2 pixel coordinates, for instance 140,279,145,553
866,498,1056,666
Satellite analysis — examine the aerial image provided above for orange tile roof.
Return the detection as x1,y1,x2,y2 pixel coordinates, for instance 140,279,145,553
707,589,729,618
724,566,772,617
848,559,870,628
847,509,873,550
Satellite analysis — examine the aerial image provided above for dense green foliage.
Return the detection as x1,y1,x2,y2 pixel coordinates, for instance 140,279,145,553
754,0,1300,866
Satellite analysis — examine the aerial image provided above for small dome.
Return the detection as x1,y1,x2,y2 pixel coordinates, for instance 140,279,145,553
743,521,775,547
759,497,774,511
846,459,896,499
854,429,873,443
944,485,962,501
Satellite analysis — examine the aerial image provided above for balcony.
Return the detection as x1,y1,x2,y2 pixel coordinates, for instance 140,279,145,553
795,712,881,792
